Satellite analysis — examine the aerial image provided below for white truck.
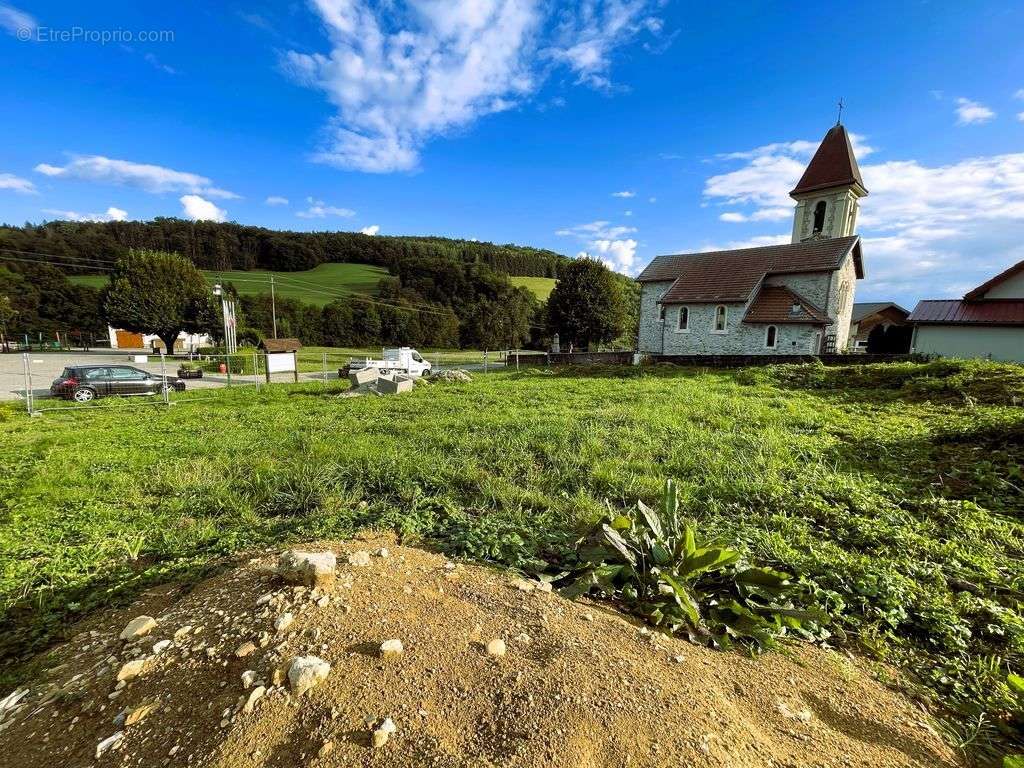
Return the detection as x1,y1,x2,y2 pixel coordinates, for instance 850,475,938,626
347,347,432,378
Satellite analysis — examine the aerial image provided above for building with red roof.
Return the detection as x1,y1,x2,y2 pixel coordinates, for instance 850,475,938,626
909,260,1024,362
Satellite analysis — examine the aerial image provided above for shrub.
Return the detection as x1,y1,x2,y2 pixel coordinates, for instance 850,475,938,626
562,480,828,650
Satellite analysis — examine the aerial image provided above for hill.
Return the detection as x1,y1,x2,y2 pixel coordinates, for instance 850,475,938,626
69,263,390,307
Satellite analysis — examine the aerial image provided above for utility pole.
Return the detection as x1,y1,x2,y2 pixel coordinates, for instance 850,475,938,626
270,275,278,339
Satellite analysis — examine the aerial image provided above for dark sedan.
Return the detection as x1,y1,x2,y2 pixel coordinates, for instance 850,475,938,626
51,365,186,402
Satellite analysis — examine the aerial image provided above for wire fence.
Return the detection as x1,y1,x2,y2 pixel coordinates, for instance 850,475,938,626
1,347,545,417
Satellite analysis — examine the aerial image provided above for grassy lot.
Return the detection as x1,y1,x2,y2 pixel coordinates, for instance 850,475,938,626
69,263,389,305
0,362,1022,759
509,275,557,301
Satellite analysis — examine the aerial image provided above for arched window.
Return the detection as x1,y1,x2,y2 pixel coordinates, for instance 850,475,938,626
765,325,777,348
713,305,727,332
812,200,827,234
838,282,851,314
677,306,689,331
658,304,666,321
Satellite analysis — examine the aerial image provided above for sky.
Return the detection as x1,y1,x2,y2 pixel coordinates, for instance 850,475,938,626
1,0,1023,309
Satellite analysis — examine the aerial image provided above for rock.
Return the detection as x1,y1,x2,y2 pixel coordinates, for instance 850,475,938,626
241,670,258,688
379,639,404,659
125,701,159,726
235,642,257,658
119,616,157,641
347,550,372,567
287,656,331,697
152,639,172,654
318,741,334,758
116,659,146,682
372,717,397,748
255,592,274,606
274,613,295,633
316,595,330,608
377,548,390,558
278,550,337,590
243,686,266,714
96,732,123,759
672,655,686,664
511,579,535,593
173,626,192,641
431,369,472,383
486,639,507,658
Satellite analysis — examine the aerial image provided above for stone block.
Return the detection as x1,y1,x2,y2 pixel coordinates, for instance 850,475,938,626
376,376,414,395
349,367,379,387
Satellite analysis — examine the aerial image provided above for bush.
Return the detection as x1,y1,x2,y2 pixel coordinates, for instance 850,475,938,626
738,359,1024,405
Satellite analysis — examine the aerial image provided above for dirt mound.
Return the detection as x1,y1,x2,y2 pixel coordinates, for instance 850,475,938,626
0,536,962,768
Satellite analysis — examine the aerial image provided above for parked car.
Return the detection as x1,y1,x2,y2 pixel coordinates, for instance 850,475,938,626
50,365,186,402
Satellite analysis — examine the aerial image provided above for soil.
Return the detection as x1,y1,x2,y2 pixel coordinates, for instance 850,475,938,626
0,534,964,768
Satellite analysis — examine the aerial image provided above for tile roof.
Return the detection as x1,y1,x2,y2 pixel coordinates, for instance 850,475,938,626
850,302,909,323
637,236,862,304
790,124,867,196
743,285,830,325
908,300,1024,326
963,258,1024,300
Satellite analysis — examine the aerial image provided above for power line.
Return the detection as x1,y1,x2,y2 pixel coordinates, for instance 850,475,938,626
0,248,120,264
0,253,115,272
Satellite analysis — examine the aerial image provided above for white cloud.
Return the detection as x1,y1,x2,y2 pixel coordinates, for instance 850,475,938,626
611,190,635,198
624,210,632,217
0,172,37,194
648,196,656,203
700,135,1024,305
0,3,35,37
35,155,238,199
557,219,638,274
42,206,128,223
1015,89,1024,101
265,196,289,206
359,225,380,236
1018,112,1024,123
285,1,663,173
180,195,227,222
955,97,995,125
296,197,355,219
699,234,789,252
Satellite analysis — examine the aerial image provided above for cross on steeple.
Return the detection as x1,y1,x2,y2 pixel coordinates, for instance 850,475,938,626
836,98,845,125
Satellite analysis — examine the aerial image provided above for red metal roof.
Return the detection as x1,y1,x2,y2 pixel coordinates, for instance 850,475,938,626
790,124,867,196
743,285,830,325
637,236,862,304
963,258,1024,300
908,300,1024,326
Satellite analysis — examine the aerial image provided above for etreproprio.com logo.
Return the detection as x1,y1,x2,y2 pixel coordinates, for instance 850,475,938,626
19,26,175,44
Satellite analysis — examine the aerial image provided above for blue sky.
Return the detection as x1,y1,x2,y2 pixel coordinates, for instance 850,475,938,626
1,1,1023,309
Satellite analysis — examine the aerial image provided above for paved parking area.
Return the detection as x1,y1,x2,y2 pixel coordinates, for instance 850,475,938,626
0,352,248,402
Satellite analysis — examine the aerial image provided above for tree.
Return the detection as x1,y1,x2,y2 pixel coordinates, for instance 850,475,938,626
546,257,627,350
103,249,217,352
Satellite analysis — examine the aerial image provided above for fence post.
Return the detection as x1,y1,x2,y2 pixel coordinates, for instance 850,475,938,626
160,352,170,406
252,348,260,392
484,350,488,375
21,352,32,415
322,352,328,386
226,354,232,388
515,349,519,372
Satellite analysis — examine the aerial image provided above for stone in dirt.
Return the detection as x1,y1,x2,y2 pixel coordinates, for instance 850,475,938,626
119,616,157,641
287,656,331,697
125,701,159,726
243,686,266,713
348,550,372,567
96,732,123,759
116,659,146,682
152,639,171,654
486,639,507,658
372,717,397,748
278,550,337,590
379,639,404,659
235,641,257,658
241,670,258,688
274,613,295,633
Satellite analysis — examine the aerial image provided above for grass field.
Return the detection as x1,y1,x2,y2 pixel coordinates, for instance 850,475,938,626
509,275,557,300
1,362,1022,759
68,263,390,306
68,267,555,305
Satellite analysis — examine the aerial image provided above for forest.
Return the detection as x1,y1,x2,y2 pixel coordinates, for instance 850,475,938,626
0,219,639,349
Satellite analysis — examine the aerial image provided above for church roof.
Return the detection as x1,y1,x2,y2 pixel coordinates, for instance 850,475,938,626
743,285,830,325
637,236,862,304
790,124,867,196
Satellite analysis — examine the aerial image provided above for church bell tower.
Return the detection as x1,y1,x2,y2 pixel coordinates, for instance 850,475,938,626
789,122,868,243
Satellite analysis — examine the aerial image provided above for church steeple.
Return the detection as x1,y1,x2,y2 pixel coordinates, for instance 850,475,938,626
789,123,868,243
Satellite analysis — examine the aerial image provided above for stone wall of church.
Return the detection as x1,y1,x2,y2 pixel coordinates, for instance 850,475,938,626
637,281,674,353
826,254,858,350
646,299,823,355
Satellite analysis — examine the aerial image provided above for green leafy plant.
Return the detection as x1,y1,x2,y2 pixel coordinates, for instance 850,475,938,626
563,479,827,650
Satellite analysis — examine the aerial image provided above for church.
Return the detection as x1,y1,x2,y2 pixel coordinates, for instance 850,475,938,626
637,123,867,356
